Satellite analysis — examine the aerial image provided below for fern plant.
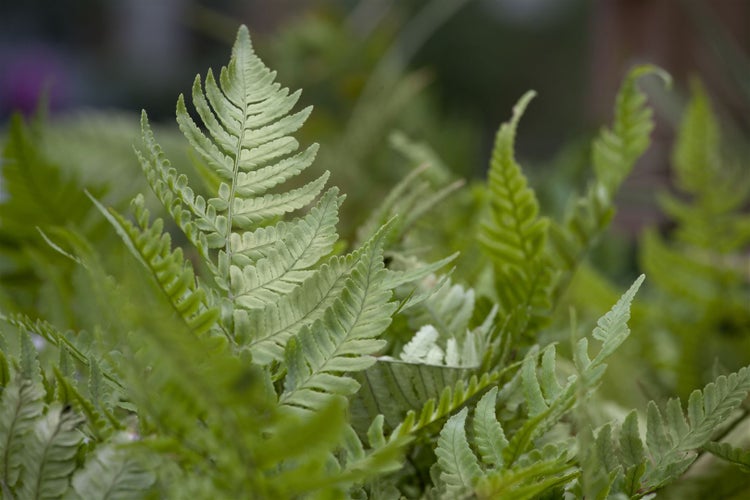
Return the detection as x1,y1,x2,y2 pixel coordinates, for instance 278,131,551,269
2,23,750,499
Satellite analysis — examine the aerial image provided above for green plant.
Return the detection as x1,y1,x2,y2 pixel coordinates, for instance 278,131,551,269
1,24,749,499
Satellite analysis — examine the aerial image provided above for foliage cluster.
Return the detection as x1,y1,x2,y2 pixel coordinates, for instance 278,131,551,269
1,25,749,499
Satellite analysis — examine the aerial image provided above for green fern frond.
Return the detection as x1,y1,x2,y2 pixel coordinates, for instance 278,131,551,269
90,194,220,339
241,248,366,361
480,91,548,266
0,313,124,391
658,78,750,253
703,441,750,472
226,186,341,309
474,457,576,500
672,79,720,195
592,65,670,193
479,91,552,327
548,66,668,301
433,383,577,500
0,374,45,488
436,407,483,497
472,386,508,468
644,367,750,486
596,366,750,496
70,441,155,499
18,405,84,499
280,231,396,414
53,368,119,440
174,25,325,244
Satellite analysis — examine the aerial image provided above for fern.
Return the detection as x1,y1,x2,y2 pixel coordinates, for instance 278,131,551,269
17,405,84,499
703,441,750,472
70,441,155,500
280,227,395,414
585,366,750,497
430,276,643,497
548,65,670,301
5,19,748,500
0,374,45,488
479,91,552,331
89,194,220,338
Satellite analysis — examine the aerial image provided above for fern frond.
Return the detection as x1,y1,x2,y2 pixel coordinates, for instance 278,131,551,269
227,186,341,309
174,26,322,244
350,358,481,434
474,457,576,500
18,405,84,499
435,407,482,497
228,186,342,266
480,91,547,267
479,91,552,329
70,441,155,499
0,313,124,391
600,366,750,495
280,231,396,414
659,78,750,253
373,370,502,444
472,386,508,468
241,250,362,361
703,441,750,471
646,367,750,483
433,384,577,499
548,66,668,301
592,65,670,193
0,375,45,488
672,79,720,195
90,194,220,338
53,368,118,440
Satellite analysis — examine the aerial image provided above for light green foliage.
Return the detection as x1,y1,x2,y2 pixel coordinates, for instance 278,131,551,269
479,91,552,330
585,366,750,497
703,441,750,472
2,22,749,500
0,343,152,499
431,277,643,498
637,79,750,397
548,65,670,301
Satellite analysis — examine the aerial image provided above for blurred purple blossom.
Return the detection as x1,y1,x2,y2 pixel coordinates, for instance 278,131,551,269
1,45,73,115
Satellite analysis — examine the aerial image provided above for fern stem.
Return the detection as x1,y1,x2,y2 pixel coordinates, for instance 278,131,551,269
224,112,248,301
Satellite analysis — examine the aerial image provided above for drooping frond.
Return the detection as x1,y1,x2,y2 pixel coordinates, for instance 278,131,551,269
548,65,669,300
591,65,670,193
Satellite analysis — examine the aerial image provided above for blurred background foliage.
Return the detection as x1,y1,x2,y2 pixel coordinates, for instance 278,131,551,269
1,1,750,482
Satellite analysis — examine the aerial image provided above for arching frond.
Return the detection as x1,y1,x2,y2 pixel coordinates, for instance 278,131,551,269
548,65,669,301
